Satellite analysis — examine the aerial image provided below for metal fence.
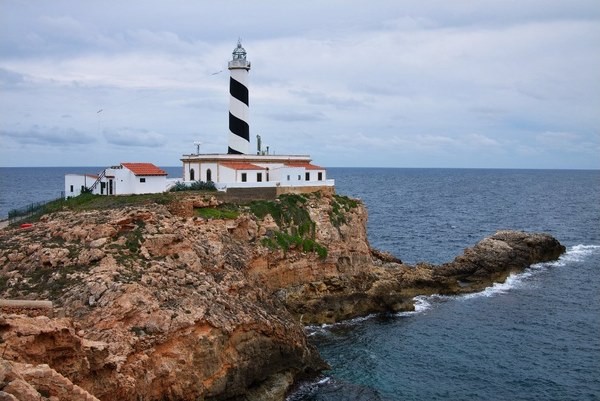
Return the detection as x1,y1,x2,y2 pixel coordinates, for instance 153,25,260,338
7,192,65,225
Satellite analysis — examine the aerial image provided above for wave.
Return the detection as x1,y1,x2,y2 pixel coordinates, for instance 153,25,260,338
549,244,600,266
305,313,379,337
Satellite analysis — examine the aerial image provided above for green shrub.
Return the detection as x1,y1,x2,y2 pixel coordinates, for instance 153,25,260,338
195,205,240,220
261,231,327,259
170,181,216,192
329,194,359,227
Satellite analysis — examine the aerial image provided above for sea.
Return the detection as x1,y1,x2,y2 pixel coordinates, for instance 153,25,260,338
1,167,599,400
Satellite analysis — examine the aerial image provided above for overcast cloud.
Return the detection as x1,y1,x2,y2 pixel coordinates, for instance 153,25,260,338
1,0,599,168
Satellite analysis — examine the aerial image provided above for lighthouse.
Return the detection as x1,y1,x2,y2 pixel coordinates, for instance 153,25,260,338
180,41,334,195
227,40,251,154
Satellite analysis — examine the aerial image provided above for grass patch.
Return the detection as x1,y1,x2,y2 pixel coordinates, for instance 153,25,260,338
261,231,327,259
249,194,315,238
17,193,176,223
195,205,240,220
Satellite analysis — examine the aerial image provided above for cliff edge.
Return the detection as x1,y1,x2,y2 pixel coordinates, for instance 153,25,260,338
0,192,565,400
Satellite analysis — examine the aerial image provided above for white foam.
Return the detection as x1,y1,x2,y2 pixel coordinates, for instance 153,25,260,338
395,295,433,317
558,244,600,263
305,323,333,337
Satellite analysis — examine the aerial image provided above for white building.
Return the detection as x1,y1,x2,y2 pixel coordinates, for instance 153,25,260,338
180,154,332,191
65,163,172,198
180,41,334,193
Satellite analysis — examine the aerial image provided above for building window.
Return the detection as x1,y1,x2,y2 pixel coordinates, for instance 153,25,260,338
206,168,212,182
190,168,195,181
70,185,74,193
318,172,323,181
298,175,301,181
257,172,262,182
241,173,247,182
140,178,146,183
287,175,290,181
305,172,310,181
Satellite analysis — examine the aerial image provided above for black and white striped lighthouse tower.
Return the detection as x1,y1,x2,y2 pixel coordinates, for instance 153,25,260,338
227,40,251,154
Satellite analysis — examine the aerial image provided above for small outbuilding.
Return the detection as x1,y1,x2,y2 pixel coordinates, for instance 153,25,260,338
65,162,171,198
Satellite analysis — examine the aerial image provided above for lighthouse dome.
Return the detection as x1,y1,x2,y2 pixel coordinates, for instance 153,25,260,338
232,41,247,60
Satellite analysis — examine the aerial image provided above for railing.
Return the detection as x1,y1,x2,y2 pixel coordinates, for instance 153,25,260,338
87,169,106,192
7,193,65,225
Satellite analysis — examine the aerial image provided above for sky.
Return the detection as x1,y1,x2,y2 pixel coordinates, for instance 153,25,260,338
1,1,599,169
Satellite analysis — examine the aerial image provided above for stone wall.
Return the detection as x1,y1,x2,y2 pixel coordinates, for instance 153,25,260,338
0,299,53,318
275,185,335,197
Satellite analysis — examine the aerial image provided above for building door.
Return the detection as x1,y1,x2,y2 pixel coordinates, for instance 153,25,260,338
109,179,114,195
190,168,195,181
206,169,212,182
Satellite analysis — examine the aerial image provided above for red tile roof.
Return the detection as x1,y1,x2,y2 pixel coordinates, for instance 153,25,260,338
220,162,266,171
285,162,324,170
121,163,167,176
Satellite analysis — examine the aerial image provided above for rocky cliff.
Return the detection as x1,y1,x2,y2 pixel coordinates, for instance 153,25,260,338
0,192,565,400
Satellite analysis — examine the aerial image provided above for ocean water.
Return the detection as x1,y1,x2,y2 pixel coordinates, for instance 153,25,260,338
289,168,600,401
1,168,599,400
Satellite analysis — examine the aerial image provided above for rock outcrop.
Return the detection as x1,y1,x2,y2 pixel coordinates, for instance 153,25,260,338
0,192,565,400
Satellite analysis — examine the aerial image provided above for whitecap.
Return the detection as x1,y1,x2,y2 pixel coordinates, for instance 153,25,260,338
558,244,600,263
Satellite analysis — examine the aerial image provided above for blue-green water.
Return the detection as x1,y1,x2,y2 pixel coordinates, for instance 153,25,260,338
290,168,600,401
1,167,599,400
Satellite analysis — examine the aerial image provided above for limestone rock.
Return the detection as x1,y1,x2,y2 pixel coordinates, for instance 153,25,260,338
0,192,565,401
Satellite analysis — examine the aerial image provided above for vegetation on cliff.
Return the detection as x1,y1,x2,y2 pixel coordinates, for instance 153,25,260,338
248,194,328,258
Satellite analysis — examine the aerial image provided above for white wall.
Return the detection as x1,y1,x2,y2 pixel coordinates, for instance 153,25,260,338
270,167,304,184
309,170,326,181
64,174,100,198
218,165,237,183
218,166,267,183
183,162,200,181
103,167,167,195
201,163,218,182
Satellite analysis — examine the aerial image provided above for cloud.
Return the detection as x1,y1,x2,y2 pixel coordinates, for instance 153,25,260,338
290,89,366,110
0,1,599,168
265,111,327,122
1,125,96,145
463,133,501,148
534,131,600,155
104,128,166,147
0,68,25,87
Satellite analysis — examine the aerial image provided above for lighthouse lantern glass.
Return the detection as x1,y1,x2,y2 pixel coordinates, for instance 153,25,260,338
233,43,246,60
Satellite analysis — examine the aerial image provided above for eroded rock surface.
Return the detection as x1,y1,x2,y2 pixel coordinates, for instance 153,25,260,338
0,192,565,400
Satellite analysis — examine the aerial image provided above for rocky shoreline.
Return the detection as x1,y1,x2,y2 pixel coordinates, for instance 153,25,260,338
0,192,565,400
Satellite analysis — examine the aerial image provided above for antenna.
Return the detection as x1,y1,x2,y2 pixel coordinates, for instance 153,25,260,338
193,141,202,155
